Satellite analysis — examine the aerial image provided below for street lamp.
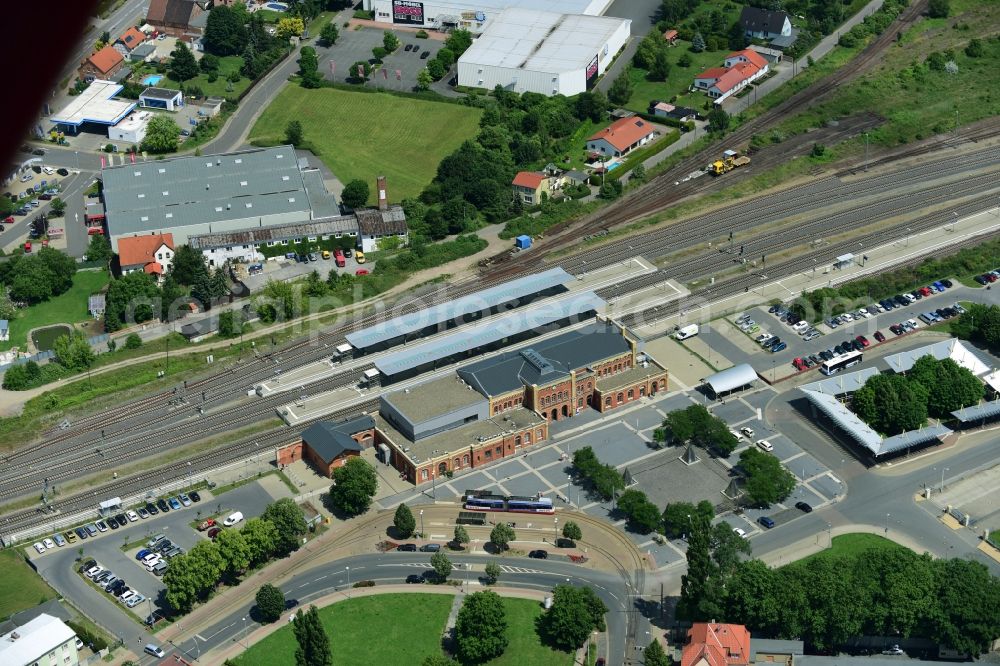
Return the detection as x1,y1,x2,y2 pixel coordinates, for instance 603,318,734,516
567,475,572,507
241,616,248,649
885,513,890,535
419,509,424,538
940,467,949,492
346,566,350,598
554,517,559,536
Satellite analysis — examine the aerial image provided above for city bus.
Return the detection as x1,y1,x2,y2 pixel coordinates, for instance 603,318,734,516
819,350,863,375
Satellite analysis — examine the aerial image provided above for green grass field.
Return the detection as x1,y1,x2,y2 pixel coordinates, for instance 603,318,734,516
140,55,251,99
0,549,59,620
233,594,571,666
625,43,727,114
798,533,905,564
1,269,109,352
249,86,483,202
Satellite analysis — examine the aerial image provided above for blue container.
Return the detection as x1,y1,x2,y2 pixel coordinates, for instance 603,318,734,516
515,235,532,249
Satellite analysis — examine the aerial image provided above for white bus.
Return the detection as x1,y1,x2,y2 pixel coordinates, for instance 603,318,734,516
820,350,863,375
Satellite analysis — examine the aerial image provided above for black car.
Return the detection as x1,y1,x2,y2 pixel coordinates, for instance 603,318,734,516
911,290,922,300
32,148,45,156
808,354,821,366
115,513,128,527
80,559,96,572
56,168,69,176
344,248,352,257
528,549,549,559
795,501,813,513
768,304,780,313
397,543,416,552
108,517,119,529
894,295,909,306
556,538,576,548
157,539,174,553
157,498,170,513
404,43,413,51
39,193,52,200
145,502,159,516
189,491,201,503
935,308,949,319
767,337,782,349
405,574,425,584
75,527,88,540
852,339,865,352
974,275,989,285
819,350,832,361
420,50,431,59
941,279,953,288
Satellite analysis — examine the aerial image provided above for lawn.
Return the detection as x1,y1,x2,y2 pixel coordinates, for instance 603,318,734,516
796,533,905,565
0,549,59,621
1,269,109,352
249,86,483,202
479,597,573,666
142,55,252,99
234,594,454,666
625,41,727,114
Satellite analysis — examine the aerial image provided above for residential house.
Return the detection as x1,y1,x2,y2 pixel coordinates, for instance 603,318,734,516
277,417,376,477
512,171,552,205
0,613,79,666
564,170,590,186
739,6,792,41
146,0,211,38
681,623,752,666
663,29,678,45
693,49,768,104
117,233,174,279
651,101,674,117
78,45,125,83
113,27,147,58
586,117,658,158
129,42,157,63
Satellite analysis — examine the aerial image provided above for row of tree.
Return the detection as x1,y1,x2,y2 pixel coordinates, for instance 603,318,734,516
654,404,738,455
0,246,77,305
953,302,1000,355
571,446,625,501
163,498,307,613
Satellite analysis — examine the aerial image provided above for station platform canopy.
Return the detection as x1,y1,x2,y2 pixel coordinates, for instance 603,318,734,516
800,367,878,395
882,338,990,376
704,363,757,394
50,80,135,127
346,267,572,350
951,400,1000,423
373,291,604,377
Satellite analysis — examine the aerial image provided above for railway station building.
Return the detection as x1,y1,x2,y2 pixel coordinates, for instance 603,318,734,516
277,415,376,477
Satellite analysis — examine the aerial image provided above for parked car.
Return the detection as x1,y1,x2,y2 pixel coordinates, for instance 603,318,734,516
873,330,886,342
189,491,201,502
146,502,159,515
115,513,128,527
855,335,870,348
52,534,66,547
156,499,170,513
397,544,417,552
756,440,774,452
144,644,165,659
65,531,77,544
732,527,747,539
137,507,150,519
33,542,46,554
76,527,89,540
528,549,548,559
758,516,775,529
420,50,431,59
223,511,244,526
136,549,151,561
771,342,787,353
740,427,755,438
420,543,441,552
179,494,192,507
127,593,146,608
406,574,425,584
168,497,182,511
795,501,813,513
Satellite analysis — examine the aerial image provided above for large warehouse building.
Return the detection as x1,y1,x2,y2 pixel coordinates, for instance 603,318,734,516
100,146,342,252
361,0,612,33
457,8,630,96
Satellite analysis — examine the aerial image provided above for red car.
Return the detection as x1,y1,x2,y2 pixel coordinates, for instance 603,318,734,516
792,357,806,371
855,335,870,347
919,287,932,297
873,330,886,342
355,269,369,276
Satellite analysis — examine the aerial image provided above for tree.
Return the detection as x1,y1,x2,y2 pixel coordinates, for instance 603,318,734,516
163,541,225,612
277,16,306,41
329,457,377,516
649,49,671,82
608,68,634,105
928,0,950,18
484,561,501,585
319,22,339,47
263,498,308,556
204,5,248,56
722,559,780,632
372,46,388,62
217,310,240,338
852,373,928,435
215,528,251,577
444,28,473,57
141,115,181,154
349,60,371,82
645,639,670,666
394,503,416,538
691,32,706,53
616,489,661,533
662,501,715,539
431,551,452,581
383,31,400,52
53,332,95,371
562,521,582,541
707,108,730,134
38,247,77,295
436,47,455,68
453,525,470,548
241,517,279,566
540,585,608,650
598,179,623,200
454,590,509,662
8,256,54,303
677,514,720,621
930,558,1000,656
965,38,984,58
200,53,220,72
710,523,752,575
908,355,983,418
427,58,446,80
169,245,208,286
633,31,662,69
298,46,321,88
678,52,693,67
292,606,332,666
630,163,647,185
340,179,370,209
416,68,432,91
489,523,515,551
85,234,112,264
256,583,285,623
738,448,797,507
124,333,142,349
49,197,66,217
285,120,304,146
169,42,199,81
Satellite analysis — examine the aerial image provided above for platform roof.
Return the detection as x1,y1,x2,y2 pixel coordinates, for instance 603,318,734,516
800,367,879,395
704,363,757,394
373,291,604,377
347,267,572,349
951,400,1000,423
50,80,135,127
882,338,990,376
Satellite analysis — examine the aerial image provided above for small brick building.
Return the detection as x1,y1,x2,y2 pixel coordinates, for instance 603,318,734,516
79,45,125,83
277,416,375,477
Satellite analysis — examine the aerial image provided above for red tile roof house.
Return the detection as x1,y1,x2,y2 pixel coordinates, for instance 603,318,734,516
586,117,659,158
692,49,769,104
682,623,752,666
78,45,125,83
663,29,678,45
118,233,174,279
512,171,553,206
146,0,210,38
113,27,147,58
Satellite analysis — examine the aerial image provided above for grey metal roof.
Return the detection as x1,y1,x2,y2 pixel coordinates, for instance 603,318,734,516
951,400,1000,423
800,367,879,395
749,638,803,659
882,339,990,376
346,267,572,349
796,656,949,666
187,214,358,250
102,146,311,236
356,207,408,236
375,291,605,378
381,374,486,423
704,363,757,394
139,87,182,100
301,415,374,463
878,425,950,455
301,169,341,219
456,317,628,396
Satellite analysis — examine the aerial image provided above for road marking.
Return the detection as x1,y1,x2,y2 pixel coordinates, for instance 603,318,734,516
314,575,327,581
195,634,206,642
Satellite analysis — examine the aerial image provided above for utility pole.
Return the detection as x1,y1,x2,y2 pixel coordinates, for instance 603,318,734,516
863,132,869,172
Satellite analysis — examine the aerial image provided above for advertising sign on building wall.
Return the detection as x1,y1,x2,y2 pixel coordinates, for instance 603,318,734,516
585,54,599,89
392,0,424,24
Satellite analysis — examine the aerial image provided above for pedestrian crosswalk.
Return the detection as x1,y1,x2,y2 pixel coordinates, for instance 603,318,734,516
498,565,544,574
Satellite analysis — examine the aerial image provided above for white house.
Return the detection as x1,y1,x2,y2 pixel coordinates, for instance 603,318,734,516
0,614,79,666
739,6,791,40
586,116,658,158
693,49,769,104
117,233,174,279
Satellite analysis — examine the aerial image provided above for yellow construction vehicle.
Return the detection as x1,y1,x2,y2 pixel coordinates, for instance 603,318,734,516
709,149,751,175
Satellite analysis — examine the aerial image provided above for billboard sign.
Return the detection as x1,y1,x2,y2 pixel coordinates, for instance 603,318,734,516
392,0,424,24
585,54,599,89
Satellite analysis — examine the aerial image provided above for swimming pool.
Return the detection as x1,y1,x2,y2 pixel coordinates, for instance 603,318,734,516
141,74,163,85
266,2,288,10
606,161,622,171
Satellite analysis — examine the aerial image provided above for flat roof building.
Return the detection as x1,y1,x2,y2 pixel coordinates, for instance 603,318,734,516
362,0,612,33
108,110,155,144
139,87,184,111
457,8,630,96
50,80,136,135
101,145,339,251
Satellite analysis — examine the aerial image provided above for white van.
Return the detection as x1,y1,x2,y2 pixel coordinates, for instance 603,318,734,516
674,324,699,341
223,511,244,527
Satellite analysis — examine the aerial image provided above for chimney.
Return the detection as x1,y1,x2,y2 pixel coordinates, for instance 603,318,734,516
377,175,387,211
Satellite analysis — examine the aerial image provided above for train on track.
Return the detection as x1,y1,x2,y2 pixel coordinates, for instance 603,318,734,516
463,490,555,514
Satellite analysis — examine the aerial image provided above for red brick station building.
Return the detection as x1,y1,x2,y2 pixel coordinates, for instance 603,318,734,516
279,319,667,486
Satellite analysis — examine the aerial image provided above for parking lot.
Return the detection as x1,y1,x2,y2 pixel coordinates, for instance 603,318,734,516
321,25,440,88
241,251,375,292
